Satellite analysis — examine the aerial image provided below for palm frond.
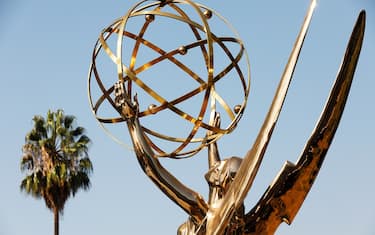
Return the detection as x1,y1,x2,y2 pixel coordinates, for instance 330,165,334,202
79,157,93,173
77,135,90,145
31,115,47,139
69,172,91,196
71,127,85,137
20,172,44,198
64,115,75,129
20,154,34,172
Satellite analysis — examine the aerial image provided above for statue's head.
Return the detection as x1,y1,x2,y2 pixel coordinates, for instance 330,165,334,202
88,0,250,157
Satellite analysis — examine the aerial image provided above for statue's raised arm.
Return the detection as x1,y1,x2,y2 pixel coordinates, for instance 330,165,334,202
113,81,208,223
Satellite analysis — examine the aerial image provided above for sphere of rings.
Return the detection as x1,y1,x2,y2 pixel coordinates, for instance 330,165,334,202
88,0,250,158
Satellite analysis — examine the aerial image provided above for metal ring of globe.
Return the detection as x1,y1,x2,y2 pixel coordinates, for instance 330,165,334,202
88,0,250,158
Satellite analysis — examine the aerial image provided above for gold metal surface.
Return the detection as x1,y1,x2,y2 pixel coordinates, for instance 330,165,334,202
244,11,366,234
205,1,316,233
88,0,250,158
88,0,366,234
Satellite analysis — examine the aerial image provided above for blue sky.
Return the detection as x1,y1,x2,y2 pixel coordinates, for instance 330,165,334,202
1,0,374,234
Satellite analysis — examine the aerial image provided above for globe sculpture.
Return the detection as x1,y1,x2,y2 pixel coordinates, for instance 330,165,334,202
88,0,365,234
88,0,250,158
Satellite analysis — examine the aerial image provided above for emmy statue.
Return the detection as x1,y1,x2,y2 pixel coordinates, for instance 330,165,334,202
88,0,365,234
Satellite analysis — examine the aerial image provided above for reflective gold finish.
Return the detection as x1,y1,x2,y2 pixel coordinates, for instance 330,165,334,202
178,46,188,55
205,1,317,233
203,10,213,19
88,0,366,234
244,11,366,234
88,0,250,158
233,105,241,114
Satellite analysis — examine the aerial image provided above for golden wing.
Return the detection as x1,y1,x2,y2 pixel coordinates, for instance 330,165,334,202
243,10,365,234
205,1,317,233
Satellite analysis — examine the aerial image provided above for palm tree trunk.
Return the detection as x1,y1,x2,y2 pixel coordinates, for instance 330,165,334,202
54,208,59,235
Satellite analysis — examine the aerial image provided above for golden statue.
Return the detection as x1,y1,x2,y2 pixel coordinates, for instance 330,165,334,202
88,0,365,234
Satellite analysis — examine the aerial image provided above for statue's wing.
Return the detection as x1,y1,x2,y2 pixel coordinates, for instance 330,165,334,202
205,1,317,234
243,10,366,235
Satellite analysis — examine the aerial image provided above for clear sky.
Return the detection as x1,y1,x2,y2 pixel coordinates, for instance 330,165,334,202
1,0,374,234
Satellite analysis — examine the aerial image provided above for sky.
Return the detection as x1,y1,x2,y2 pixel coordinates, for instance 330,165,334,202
0,0,374,235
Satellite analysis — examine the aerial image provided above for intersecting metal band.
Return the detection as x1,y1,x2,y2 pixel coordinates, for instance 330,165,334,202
88,0,250,157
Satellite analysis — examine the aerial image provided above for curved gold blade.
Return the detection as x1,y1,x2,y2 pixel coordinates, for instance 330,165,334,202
243,10,366,234
205,1,317,234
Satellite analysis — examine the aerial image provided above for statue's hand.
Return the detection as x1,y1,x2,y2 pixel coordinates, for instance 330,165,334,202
114,80,139,120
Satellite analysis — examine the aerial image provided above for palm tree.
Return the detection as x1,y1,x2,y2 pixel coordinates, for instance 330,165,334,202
20,109,93,235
